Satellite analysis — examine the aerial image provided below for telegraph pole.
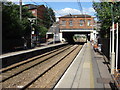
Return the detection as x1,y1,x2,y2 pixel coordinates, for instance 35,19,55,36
20,0,22,21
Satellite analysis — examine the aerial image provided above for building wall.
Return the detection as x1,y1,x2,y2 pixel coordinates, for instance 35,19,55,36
59,17,94,30
24,4,46,20
29,9,37,17
37,5,46,19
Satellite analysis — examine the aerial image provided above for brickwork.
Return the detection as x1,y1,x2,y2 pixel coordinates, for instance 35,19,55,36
59,15,95,30
37,5,46,19
24,4,46,20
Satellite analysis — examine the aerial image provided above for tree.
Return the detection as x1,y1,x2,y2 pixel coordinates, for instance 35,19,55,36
2,2,56,51
43,7,56,29
2,2,35,39
93,2,120,38
2,2,23,39
2,2,35,51
39,26,48,38
48,7,56,24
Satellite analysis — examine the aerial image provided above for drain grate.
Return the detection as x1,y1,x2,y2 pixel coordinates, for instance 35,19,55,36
97,78,111,84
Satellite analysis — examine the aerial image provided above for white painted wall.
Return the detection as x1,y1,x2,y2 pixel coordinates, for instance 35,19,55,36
59,33,63,42
90,32,94,41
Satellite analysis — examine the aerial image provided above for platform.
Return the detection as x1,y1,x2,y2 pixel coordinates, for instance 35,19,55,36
54,42,113,89
0,43,64,59
1,43,67,68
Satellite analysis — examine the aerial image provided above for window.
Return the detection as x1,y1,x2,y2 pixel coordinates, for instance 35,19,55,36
87,20,91,26
61,20,66,26
69,20,73,26
80,20,84,26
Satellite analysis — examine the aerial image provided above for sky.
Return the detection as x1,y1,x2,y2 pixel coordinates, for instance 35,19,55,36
6,0,97,20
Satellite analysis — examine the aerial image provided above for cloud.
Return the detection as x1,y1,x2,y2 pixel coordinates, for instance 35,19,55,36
54,8,82,17
55,7,95,17
55,7,96,21
83,7,95,15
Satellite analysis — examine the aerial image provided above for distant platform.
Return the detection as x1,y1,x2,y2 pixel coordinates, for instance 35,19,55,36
0,43,64,59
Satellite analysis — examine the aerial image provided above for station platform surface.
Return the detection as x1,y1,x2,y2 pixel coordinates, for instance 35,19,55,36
55,42,113,89
0,43,64,59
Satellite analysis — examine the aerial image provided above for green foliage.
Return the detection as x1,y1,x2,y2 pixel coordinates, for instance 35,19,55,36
48,7,56,23
32,24,47,39
2,2,35,39
2,2,22,39
43,7,56,29
2,1,56,42
39,25,48,38
93,2,120,38
22,7,35,19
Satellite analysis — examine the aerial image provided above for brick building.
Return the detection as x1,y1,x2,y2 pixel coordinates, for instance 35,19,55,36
59,14,95,30
58,14,97,42
24,4,46,20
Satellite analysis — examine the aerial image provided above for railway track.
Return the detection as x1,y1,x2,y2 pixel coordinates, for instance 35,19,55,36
1,45,72,81
1,44,83,89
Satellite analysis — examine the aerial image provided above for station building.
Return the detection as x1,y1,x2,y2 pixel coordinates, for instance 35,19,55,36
59,14,97,43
